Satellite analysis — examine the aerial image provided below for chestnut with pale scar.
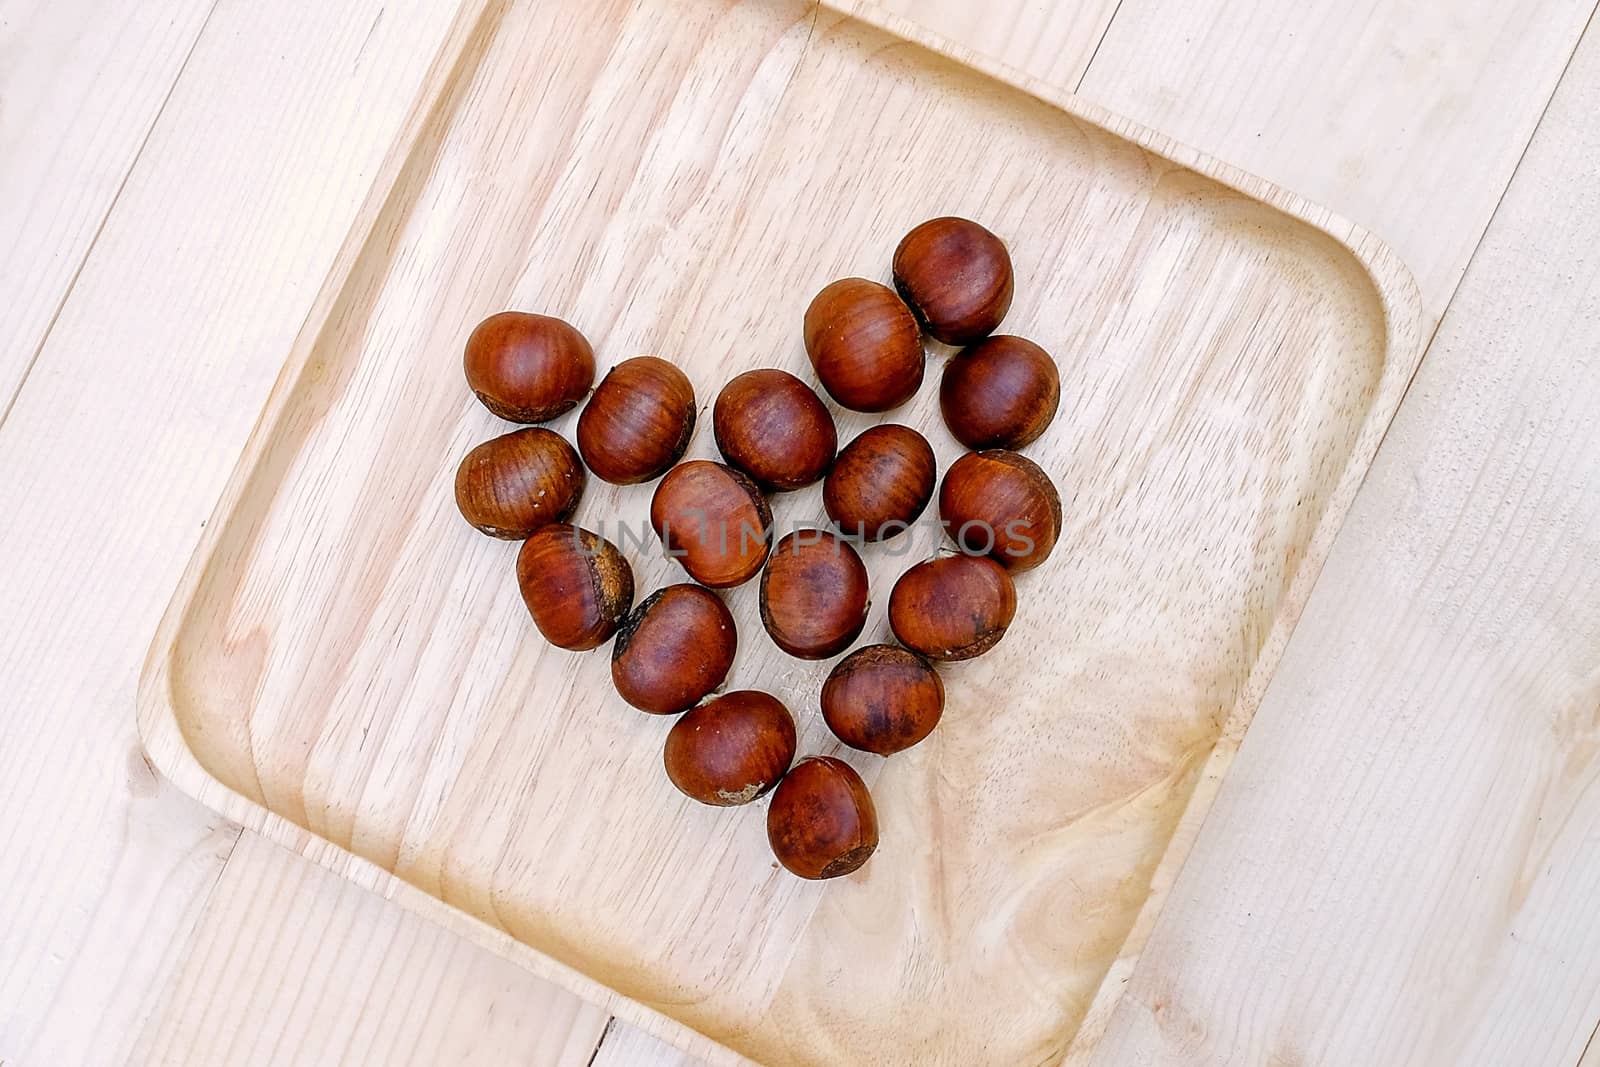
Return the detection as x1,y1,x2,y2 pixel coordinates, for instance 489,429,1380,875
664,691,796,807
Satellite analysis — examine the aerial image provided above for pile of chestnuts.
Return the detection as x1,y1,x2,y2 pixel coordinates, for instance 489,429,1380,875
453,216,1061,881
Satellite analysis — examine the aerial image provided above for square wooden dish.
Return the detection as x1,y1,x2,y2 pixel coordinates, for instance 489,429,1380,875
139,0,1424,1063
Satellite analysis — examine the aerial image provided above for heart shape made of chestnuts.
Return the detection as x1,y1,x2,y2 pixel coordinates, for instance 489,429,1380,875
453,216,1062,881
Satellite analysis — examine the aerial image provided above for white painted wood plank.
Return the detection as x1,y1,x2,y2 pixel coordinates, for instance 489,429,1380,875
1079,0,1597,320
133,835,607,1065
1090,15,1600,1065
0,0,215,411
0,0,606,1061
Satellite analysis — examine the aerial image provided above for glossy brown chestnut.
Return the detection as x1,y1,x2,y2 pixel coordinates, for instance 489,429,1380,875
464,311,595,423
650,460,772,588
454,427,585,539
712,369,837,491
939,450,1061,572
940,335,1060,449
803,278,925,412
664,691,797,806
577,356,696,485
892,217,1014,346
821,644,944,755
611,585,736,715
888,554,1017,661
823,424,936,542
766,756,878,879
759,530,869,660
516,524,635,651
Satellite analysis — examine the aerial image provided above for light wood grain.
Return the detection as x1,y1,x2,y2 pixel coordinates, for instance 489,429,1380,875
0,0,215,413
138,1,1421,1063
1076,0,1598,321
0,775,234,1066
841,0,1122,90
132,833,608,1065
0,0,603,1062
1090,13,1600,1064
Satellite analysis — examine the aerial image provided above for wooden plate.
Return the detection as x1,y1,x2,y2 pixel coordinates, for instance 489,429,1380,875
139,0,1424,1063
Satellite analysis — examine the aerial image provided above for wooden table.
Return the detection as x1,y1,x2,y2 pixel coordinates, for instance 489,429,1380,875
4,0,1599,1063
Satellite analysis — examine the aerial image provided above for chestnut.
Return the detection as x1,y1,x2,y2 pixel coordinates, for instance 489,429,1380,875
823,424,935,542
821,644,944,755
650,460,772,588
939,450,1061,572
516,523,635,651
712,369,836,491
612,584,736,715
803,278,924,412
454,427,585,539
888,554,1016,661
766,756,878,879
464,311,595,422
577,356,696,485
759,530,869,660
940,335,1060,450
892,217,1014,346
664,691,796,806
